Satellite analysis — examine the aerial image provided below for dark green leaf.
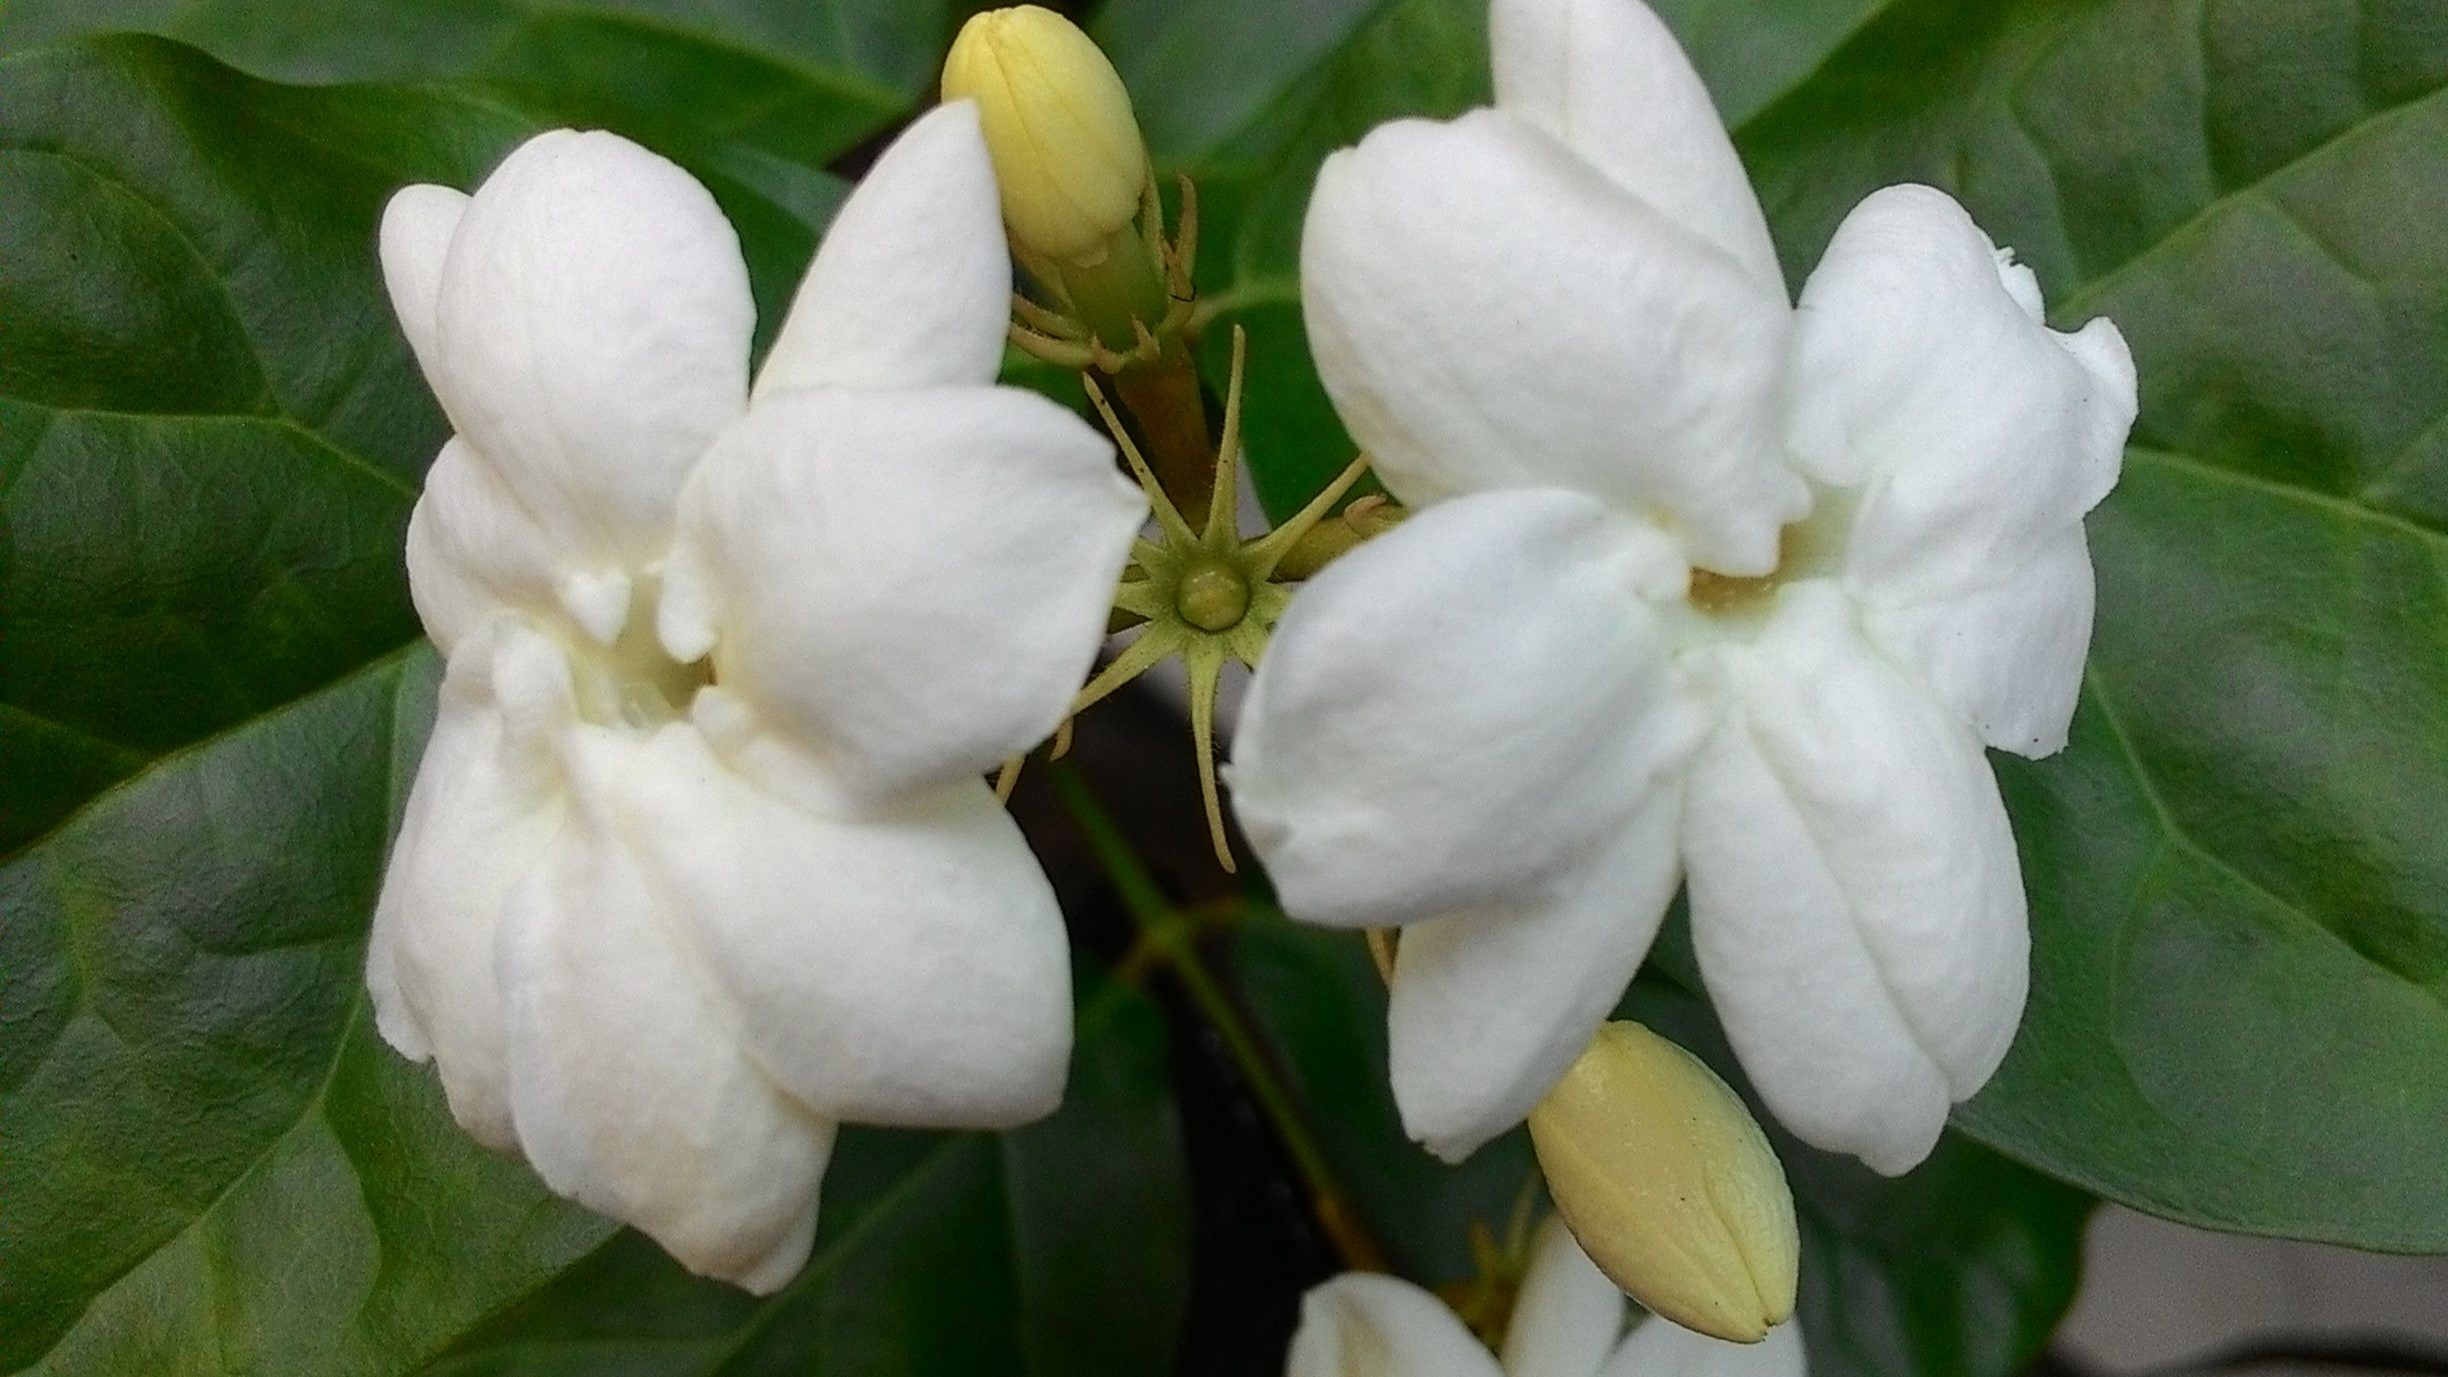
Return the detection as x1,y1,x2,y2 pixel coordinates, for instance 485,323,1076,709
0,0,957,170
0,644,616,1376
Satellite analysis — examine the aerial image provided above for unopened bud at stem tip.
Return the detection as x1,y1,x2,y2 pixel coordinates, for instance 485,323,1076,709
1528,1021,1799,1344
942,5,1150,264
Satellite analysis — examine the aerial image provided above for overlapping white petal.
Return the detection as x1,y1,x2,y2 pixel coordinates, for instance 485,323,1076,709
371,110,1132,1294
1489,0,1781,292
1682,587,2028,1175
611,728,1073,1128
422,131,753,596
500,726,832,1295
1247,0,2129,1176
1284,1217,1809,1377
660,385,1139,803
1789,185,2135,754
1288,1273,1503,1377
1301,110,1803,574
756,101,1011,395
1233,490,1695,928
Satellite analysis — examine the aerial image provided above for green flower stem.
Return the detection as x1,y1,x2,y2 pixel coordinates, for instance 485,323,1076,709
1051,763,1388,1274
1109,338,1217,529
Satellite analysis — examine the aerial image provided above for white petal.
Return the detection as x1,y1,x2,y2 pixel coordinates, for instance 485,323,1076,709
1490,0,1780,293
1501,1214,1628,1377
403,438,565,656
1682,585,2027,1175
1787,185,2135,603
368,619,574,1152
499,727,830,1294
1864,525,2094,758
663,386,1141,802
433,129,752,583
1601,1317,1807,1377
605,725,1073,1128
756,102,1010,395
379,182,468,381
1389,790,1683,1163
1232,489,1699,933
1287,1274,1506,1377
1300,110,1803,574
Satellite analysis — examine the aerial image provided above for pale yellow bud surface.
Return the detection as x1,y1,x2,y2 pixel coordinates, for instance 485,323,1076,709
1528,1021,1800,1343
942,5,1149,263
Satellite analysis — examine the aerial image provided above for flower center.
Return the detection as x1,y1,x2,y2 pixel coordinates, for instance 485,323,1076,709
1176,561,1251,631
1684,496,1850,625
564,583,713,730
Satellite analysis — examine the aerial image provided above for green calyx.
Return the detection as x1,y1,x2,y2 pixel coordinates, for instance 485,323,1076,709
1061,326,1373,870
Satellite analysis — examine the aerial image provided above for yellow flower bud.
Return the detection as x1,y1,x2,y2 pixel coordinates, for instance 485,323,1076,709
1528,1021,1799,1344
941,5,1150,264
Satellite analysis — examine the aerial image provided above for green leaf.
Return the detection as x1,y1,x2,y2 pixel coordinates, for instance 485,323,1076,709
1226,914,1538,1284
1224,913,2089,1376
0,36,832,850
0,644,615,1376
1724,0,2448,1250
413,979,1193,1377
0,0,957,171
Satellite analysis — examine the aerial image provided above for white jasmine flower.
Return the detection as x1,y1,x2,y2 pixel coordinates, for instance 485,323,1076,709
1288,1215,1806,1377
365,106,1146,1290
1229,0,2136,1174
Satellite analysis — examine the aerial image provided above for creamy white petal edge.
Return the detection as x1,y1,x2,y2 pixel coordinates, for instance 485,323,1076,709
369,109,1137,1292
1247,0,2131,1175
1284,1219,1807,1377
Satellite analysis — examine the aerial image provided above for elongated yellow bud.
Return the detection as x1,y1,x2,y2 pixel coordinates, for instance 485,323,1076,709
942,5,1149,264
1528,1022,1799,1343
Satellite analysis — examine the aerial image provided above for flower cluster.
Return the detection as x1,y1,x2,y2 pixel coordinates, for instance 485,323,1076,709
1229,0,2136,1174
367,105,1143,1289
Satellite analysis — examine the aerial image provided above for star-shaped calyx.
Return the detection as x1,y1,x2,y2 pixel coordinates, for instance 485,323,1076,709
1021,328,1374,870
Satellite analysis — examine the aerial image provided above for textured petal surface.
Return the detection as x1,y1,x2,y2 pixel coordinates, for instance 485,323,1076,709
1389,791,1683,1163
1500,1215,1627,1377
1788,185,2133,751
1600,1317,1807,1377
367,619,572,1152
1683,585,2028,1174
756,102,1009,395
1490,0,1780,292
1231,489,1699,931
610,725,1073,1128
378,182,467,380
499,726,831,1295
402,438,565,655
1286,1274,1505,1377
1301,110,1803,574
1865,525,2095,756
429,129,752,588
662,385,1141,802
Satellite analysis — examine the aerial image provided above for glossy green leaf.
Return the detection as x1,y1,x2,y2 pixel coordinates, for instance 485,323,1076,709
0,0,956,174
1225,913,2089,1375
